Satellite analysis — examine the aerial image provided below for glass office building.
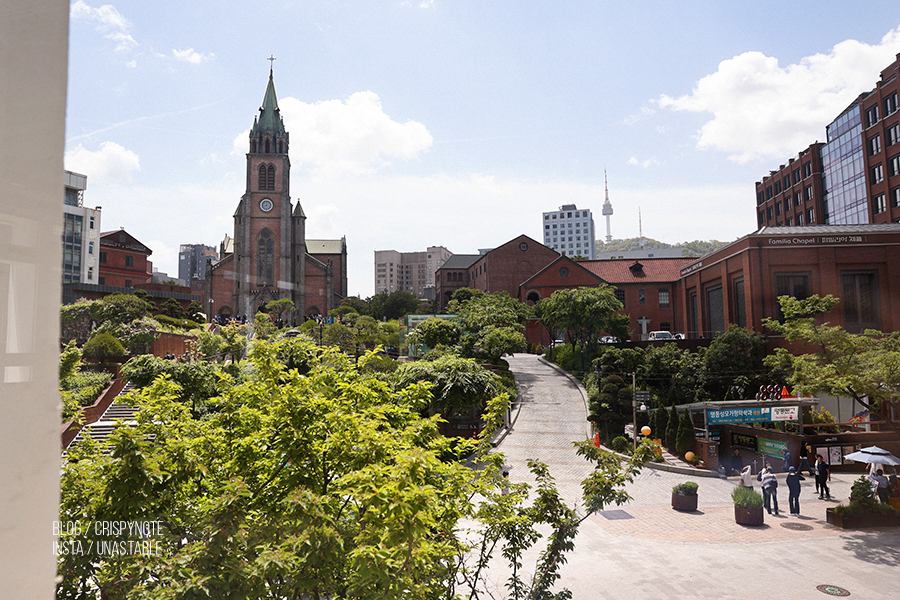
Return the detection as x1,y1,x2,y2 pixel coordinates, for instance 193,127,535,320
821,101,868,224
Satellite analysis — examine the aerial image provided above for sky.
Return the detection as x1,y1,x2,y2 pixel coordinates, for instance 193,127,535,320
64,1,900,298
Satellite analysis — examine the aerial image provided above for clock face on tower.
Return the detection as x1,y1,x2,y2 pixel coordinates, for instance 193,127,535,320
259,198,273,212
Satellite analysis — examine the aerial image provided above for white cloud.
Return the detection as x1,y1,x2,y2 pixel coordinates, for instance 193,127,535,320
172,48,214,64
64,142,140,184
125,60,137,68
232,91,433,179
624,105,656,125
627,156,661,168
106,32,136,51
660,27,900,163
70,1,131,31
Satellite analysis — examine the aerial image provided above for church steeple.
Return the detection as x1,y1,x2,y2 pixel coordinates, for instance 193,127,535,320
249,65,288,154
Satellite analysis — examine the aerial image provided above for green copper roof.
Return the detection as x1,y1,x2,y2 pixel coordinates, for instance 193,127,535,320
251,69,286,137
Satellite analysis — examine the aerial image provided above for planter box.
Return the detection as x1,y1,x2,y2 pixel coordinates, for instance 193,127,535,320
672,493,698,512
734,505,764,526
826,508,900,529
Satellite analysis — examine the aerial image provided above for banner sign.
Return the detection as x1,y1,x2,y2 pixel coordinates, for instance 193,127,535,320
707,407,770,424
771,406,798,421
731,432,757,451
758,438,788,459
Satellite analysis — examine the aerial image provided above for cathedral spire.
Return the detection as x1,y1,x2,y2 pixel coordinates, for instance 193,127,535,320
251,65,287,139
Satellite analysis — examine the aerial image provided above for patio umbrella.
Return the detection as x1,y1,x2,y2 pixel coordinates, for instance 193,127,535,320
843,446,900,466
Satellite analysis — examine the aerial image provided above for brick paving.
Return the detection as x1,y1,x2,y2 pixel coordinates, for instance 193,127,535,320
489,353,900,600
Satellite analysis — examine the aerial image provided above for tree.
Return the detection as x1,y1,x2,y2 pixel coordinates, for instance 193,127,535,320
586,372,632,443
642,343,705,406
665,405,679,451
341,295,370,315
703,324,771,400
160,298,184,319
676,412,696,457
95,292,155,326
369,290,421,321
535,286,623,371
82,332,126,362
396,354,502,416
415,316,461,348
763,295,900,435
265,298,295,323
448,291,529,362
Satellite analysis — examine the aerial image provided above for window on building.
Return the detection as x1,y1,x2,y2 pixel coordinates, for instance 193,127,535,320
886,92,898,116
758,210,766,226
803,162,812,178
866,104,880,127
807,208,815,223
765,186,773,200
614,288,625,307
99,251,106,263
804,185,813,201
892,186,900,208
757,191,764,205
705,285,724,336
658,288,670,307
767,206,773,221
88,267,93,280
786,216,793,226
89,216,95,229
257,229,275,286
874,193,887,214
638,288,645,304
775,272,811,321
88,242,93,255
872,163,884,184
98,277,105,285
689,291,698,339
868,134,882,156
795,191,803,206
775,203,782,216
125,280,132,288
125,255,133,267
732,278,746,328
842,271,880,332
888,122,900,146
793,169,801,185
890,154,900,177
774,180,782,194
783,176,791,190
796,212,803,225
784,198,791,213
660,322,671,332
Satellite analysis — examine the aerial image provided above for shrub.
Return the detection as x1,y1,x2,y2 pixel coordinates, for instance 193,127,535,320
833,476,897,516
60,370,113,421
731,486,763,509
676,412,696,456
665,405,679,451
672,481,698,496
154,314,202,331
609,436,631,454
82,333,126,361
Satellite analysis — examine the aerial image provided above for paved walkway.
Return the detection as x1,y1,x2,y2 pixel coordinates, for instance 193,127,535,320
489,354,900,600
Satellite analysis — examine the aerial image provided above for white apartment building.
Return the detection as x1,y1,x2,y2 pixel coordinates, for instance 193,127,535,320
62,170,101,285
542,204,596,259
374,246,452,298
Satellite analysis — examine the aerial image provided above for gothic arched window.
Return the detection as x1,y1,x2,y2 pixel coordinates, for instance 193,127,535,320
257,229,275,286
267,164,276,190
258,164,267,190
265,138,271,153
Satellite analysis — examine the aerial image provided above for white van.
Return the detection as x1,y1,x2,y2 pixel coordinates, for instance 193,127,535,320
648,331,675,341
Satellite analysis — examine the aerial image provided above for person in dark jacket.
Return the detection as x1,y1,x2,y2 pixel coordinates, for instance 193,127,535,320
759,462,779,515
786,466,805,515
816,454,832,500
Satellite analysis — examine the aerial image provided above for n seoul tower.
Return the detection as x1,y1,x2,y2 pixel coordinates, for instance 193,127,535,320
601,169,613,243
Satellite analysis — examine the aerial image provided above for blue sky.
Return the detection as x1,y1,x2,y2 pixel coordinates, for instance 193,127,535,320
64,1,900,297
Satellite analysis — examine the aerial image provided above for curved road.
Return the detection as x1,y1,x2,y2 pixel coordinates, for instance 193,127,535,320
491,353,900,600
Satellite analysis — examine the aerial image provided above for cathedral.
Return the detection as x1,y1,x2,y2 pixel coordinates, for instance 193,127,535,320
206,68,348,322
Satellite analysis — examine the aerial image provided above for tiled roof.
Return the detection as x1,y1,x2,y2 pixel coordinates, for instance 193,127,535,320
756,223,900,235
580,257,694,284
442,254,480,269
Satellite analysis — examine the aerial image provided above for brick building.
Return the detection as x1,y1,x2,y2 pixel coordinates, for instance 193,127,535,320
755,53,900,228
676,224,900,340
98,228,152,288
206,68,347,321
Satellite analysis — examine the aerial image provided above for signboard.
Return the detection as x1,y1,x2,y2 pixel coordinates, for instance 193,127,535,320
731,432,757,451
771,406,798,421
634,390,650,403
758,438,788,459
708,407,770,425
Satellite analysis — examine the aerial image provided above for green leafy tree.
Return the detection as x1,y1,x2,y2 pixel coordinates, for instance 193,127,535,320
96,292,155,326
59,340,82,381
341,295,370,315
186,301,206,321
160,298,184,319
586,372,632,443
414,316,461,348
643,343,706,406
703,324,771,400
265,298,295,323
676,412,696,456
764,295,900,435
665,405,679,451
82,332,126,362
219,323,248,362
369,290,421,321
396,354,502,416
449,291,529,362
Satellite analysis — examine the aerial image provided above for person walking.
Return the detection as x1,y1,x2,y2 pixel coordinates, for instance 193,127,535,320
759,462,780,515
781,446,792,472
816,454,832,500
798,441,814,477
786,466,805,515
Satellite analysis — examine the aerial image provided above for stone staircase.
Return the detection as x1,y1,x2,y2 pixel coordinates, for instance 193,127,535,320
64,383,140,455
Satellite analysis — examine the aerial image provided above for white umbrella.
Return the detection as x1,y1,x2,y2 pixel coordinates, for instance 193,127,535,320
843,446,900,466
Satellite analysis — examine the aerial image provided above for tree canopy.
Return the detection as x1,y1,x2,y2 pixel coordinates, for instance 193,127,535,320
764,294,900,435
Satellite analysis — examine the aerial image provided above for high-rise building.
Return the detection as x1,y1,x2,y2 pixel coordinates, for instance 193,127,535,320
178,243,218,283
755,53,900,227
541,204,596,259
62,170,101,285
374,246,451,298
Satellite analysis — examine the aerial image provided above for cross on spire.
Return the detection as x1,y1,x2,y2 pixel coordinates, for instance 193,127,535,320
267,54,276,73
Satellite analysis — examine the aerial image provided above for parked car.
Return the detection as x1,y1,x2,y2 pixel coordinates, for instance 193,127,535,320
599,336,621,344
648,331,675,341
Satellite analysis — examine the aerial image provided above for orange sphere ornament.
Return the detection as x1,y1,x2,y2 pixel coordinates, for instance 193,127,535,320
685,451,695,462
640,426,651,437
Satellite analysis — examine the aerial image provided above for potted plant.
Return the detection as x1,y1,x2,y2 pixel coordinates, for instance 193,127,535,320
672,481,699,511
732,486,764,525
826,476,900,528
